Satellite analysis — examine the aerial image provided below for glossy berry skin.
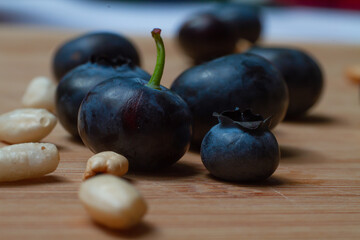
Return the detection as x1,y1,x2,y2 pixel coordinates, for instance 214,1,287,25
78,77,192,171
247,47,323,118
178,13,238,63
212,3,262,43
201,109,279,182
177,4,262,63
52,32,140,81
170,53,288,149
56,59,150,137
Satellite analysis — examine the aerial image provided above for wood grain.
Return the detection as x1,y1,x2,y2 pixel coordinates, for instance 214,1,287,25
0,25,360,240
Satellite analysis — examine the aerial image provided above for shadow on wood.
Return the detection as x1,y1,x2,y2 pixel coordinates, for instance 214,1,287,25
284,113,339,125
65,135,85,146
0,175,70,187
127,161,201,180
206,174,294,187
95,221,157,238
280,145,327,164
52,135,85,151
188,144,201,153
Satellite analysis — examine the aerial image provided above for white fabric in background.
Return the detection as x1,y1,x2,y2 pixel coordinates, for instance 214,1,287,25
0,0,359,44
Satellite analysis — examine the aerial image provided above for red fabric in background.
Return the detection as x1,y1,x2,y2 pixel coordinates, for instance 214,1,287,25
276,0,360,10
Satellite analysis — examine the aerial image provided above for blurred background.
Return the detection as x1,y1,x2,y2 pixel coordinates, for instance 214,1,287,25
0,0,359,44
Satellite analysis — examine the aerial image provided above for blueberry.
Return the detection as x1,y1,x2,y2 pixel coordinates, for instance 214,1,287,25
78,29,192,171
212,3,262,43
247,47,323,118
201,108,280,182
177,3,262,63
52,32,141,81
178,13,238,63
56,56,150,137
170,53,288,149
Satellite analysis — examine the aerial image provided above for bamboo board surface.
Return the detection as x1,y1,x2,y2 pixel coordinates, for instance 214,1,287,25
0,25,360,240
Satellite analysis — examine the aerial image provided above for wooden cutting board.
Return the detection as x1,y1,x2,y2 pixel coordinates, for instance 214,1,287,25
0,25,359,240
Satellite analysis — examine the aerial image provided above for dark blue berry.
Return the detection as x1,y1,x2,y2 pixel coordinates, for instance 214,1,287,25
170,53,288,149
53,32,141,80
178,13,238,63
78,29,192,171
78,77,192,171
56,56,150,137
212,3,262,43
247,47,323,118
177,3,262,63
201,108,280,182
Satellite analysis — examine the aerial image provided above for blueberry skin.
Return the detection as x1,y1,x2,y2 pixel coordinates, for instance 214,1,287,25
177,4,261,63
177,13,238,63
56,61,150,137
78,78,192,171
247,47,323,118
212,3,262,43
201,111,279,182
53,32,141,81
170,53,288,149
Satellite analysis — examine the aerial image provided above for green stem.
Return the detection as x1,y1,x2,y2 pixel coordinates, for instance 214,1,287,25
146,28,165,90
